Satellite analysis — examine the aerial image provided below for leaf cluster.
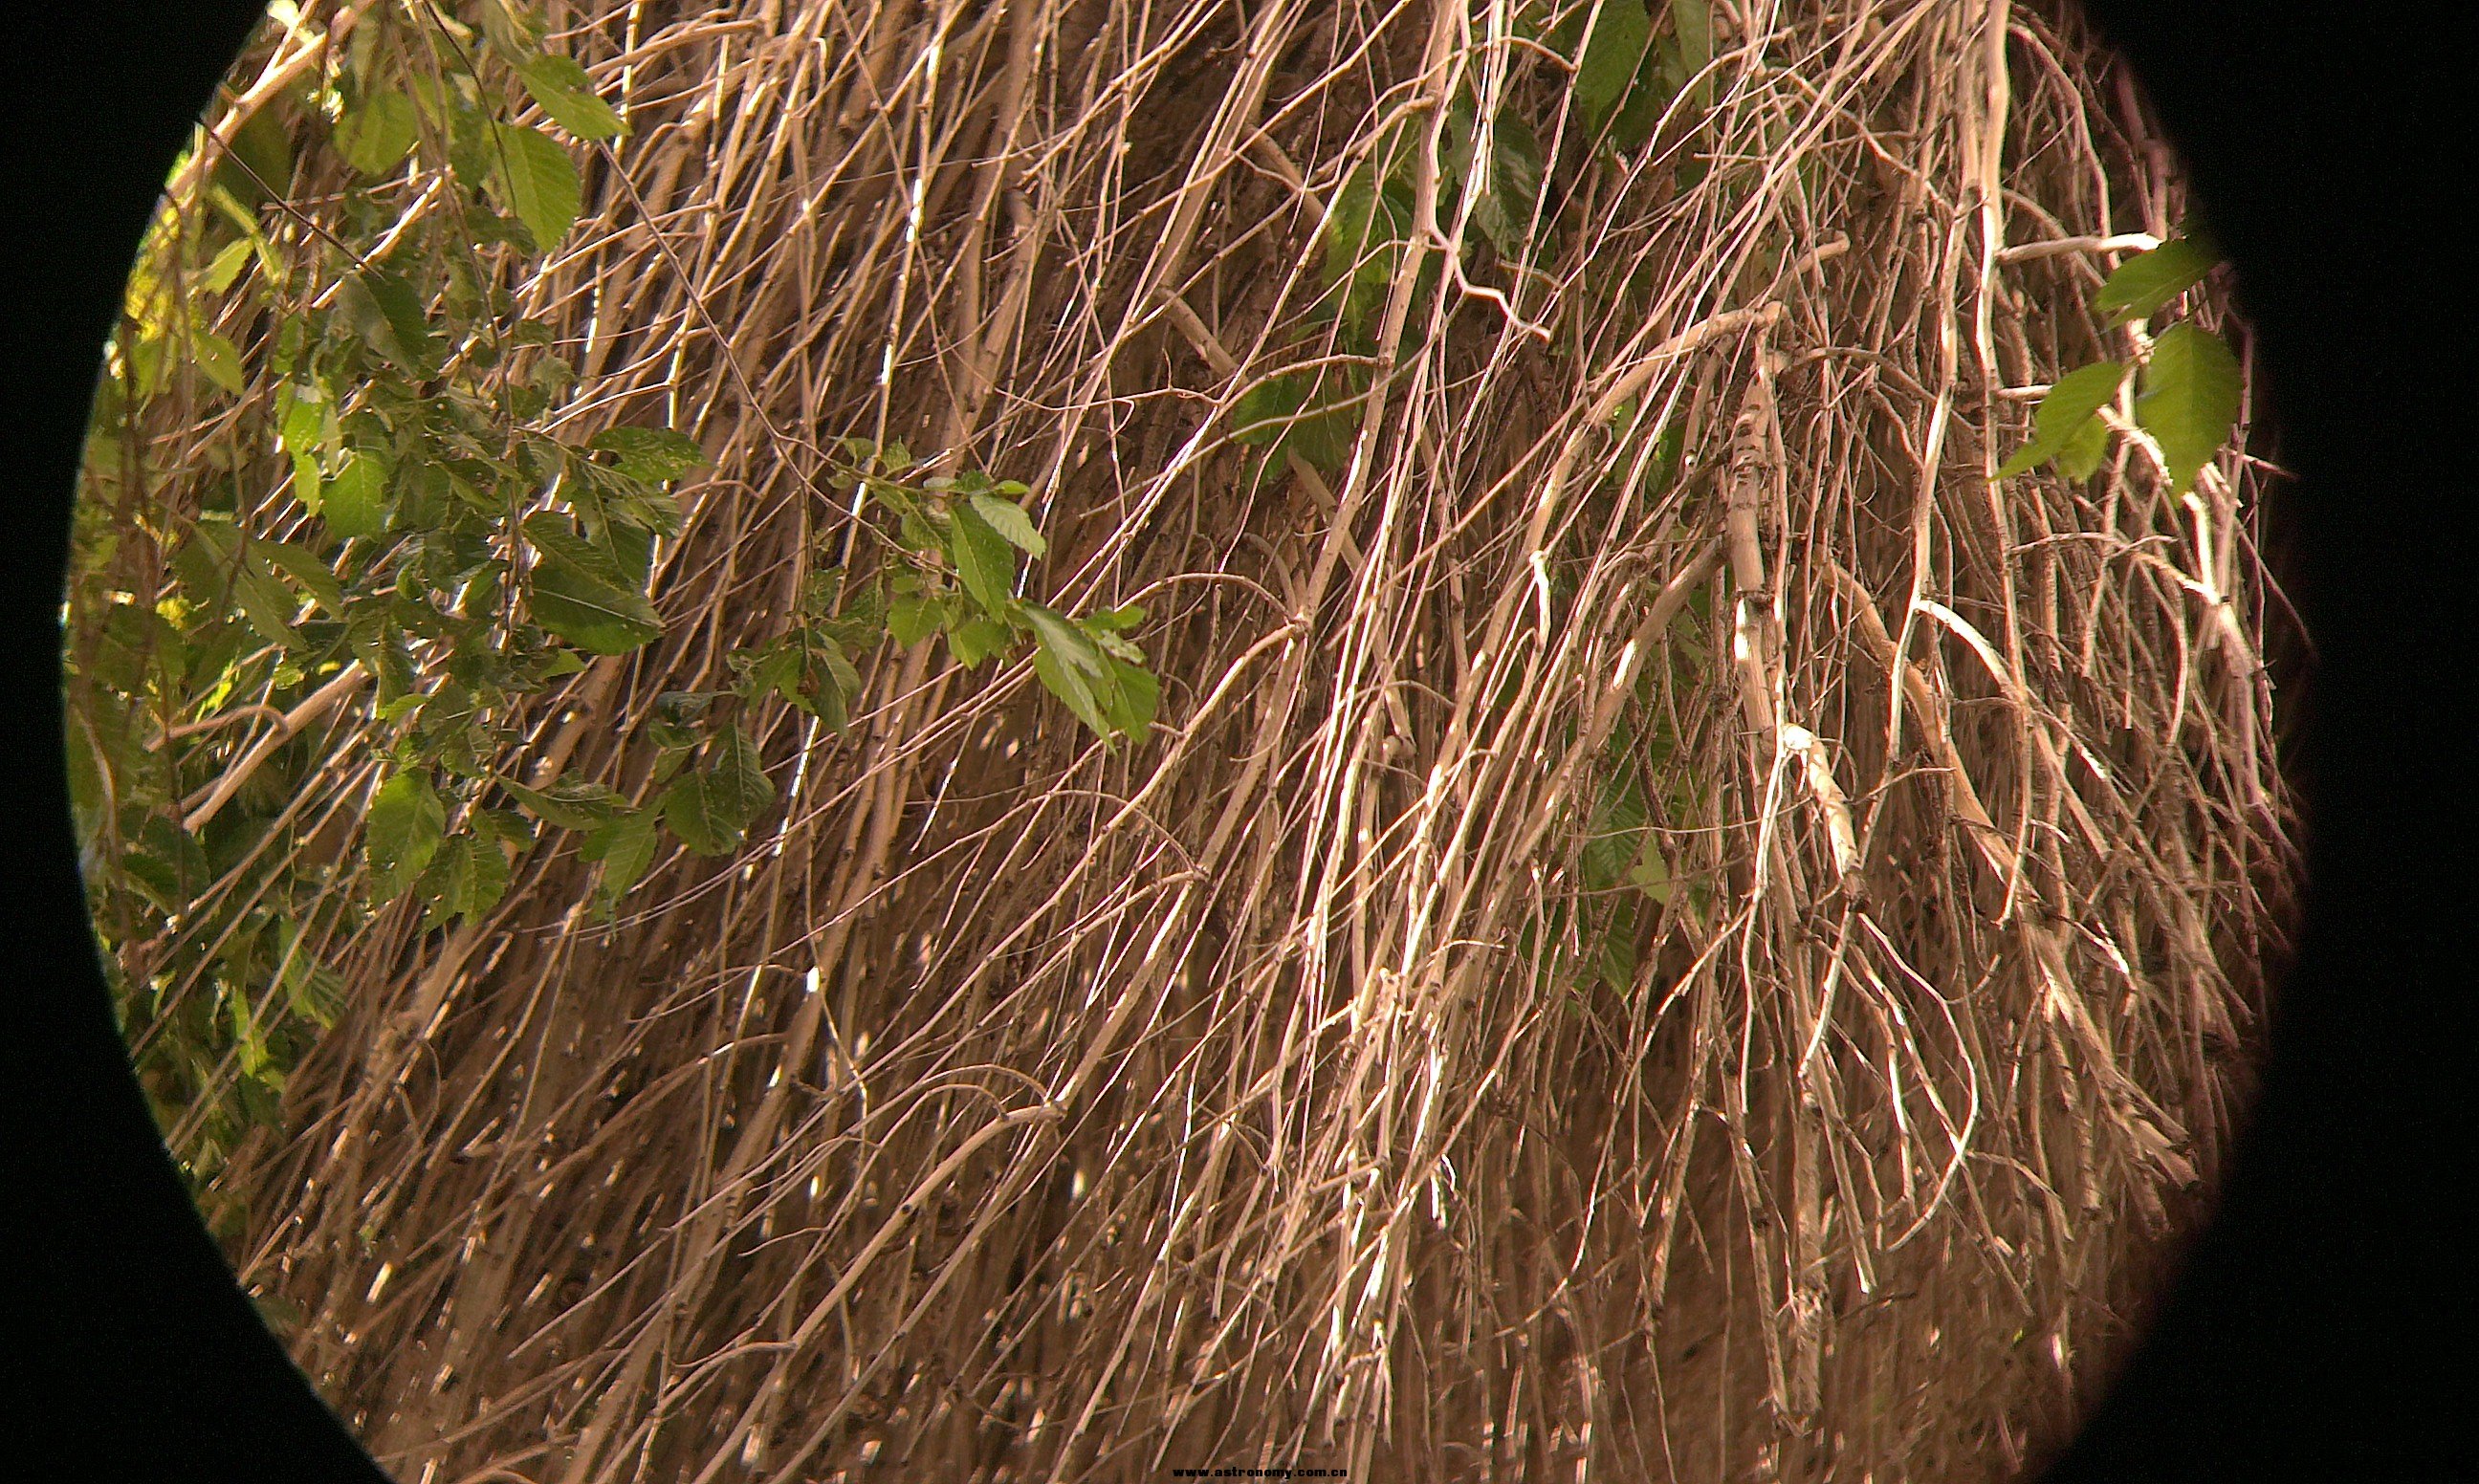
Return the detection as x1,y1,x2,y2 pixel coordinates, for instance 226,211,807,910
1998,231,2240,495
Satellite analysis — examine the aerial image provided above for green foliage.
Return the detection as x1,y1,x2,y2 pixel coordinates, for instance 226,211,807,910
1996,360,2124,481
1549,0,1711,151
1998,232,2239,495
1228,0,1719,490
2136,323,2243,496
1525,678,1715,999
65,0,1156,1205
2095,230,2220,324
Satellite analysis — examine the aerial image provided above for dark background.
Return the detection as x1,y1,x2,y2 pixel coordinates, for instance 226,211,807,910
3,2,2468,1479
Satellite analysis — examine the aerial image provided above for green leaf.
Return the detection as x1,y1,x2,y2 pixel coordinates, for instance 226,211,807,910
659,731,772,855
338,269,436,373
708,728,775,829
1031,636,1110,737
467,807,537,850
1096,657,1161,739
1996,360,2125,478
1582,772,1650,892
365,771,446,902
322,451,390,538
947,614,1012,667
1574,0,1655,130
1085,602,1148,633
590,426,705,482
946,501,1019,618
518,54,626,142
1230,374,1310,447
489,122,582,252
1629,837,1676,903
216,104,292,207
2053,412,2114,482
1608,48,1673,151
526,561,663,654
500,775,625,831
417,832,510,928
583,806,660,913
188,327,245,395
887,592,945,646
1671,0,1715,112
967,492,1047,557
2136,323,2241,495
2095,234,2222,325
179,524,300,648
250,540,346,615
337,90,418,175
275,929,346,1029
278,383,330,458
476,0,540,58
1022,602,1107,677
1317,158,1414,335
200,237,254,294
1470,114,1545,257
644,689,715,751
1229,370,1360,472
523,513,628,587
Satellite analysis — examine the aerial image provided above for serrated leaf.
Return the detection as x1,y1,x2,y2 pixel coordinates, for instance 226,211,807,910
1229,370,1359,471
1581,772,1649,892
708,728,775,829
1090,627,1146,664
489,122,581,252
887,592,945,646
1096,657,1160,739
1630,837,1676,902
1574,0,1655,130
522,512,627,587
1022,602,1107,677
188,327,245,394
518,54,626,142
2136,324,2241,495
659,731,772,856
275,930,346,1029
250,539,346,614
967,492,1047,557
948,614,1012,667
1229,374,1311,447
417,832,510,928
1471,114,1545,257
337,90,417,175
500,776,624,831
1609,46,1674,151
1031,636,1110,737
584,806,660,912
1997,360,2125,478
183,527,302,648
366,771,445,902
338,269,436,373
1671,0,1714,111
947,501,1018,618
526,561,662,654
590,426,705,481
200,237,255,295
322,451,390,537
476,0,539,58
468,807,537,849
2095,235,2221,324
645,689,716,752
2054,413,2113,481
278,384,329,459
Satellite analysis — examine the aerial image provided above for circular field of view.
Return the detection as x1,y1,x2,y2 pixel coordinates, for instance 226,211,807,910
63,1,2302,1479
